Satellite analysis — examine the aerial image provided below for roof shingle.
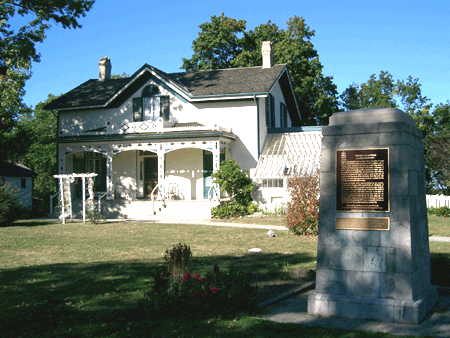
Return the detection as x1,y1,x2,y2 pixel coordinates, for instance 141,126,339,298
44,64,287,110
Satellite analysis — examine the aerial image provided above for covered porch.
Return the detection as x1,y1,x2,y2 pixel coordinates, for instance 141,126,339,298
58,136,233,202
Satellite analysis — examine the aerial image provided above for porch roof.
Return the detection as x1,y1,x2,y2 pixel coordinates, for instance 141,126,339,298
55,128,236,143
254,130,322,178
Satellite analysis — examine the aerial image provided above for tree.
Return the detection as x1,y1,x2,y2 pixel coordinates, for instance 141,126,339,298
182,14,339,126
339,71,430,116
15,94,58,204
0,0,94,160
421,103,450,194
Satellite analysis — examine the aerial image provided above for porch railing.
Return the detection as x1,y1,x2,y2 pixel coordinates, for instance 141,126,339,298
151,184,165,216
66,119,232,137
97,189,114,217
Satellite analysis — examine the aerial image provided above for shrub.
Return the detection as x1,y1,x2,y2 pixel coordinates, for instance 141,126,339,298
428,206,450,217
286,173,320,236
211,200,247,218
164,243,192,282
0,183,21,226
144,265,258,319
211,159,255,218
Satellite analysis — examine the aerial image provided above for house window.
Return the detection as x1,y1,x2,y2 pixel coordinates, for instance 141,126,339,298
133,85,170,122
21,178,26,189
265,94,275,128
280,103,287,128
257,178,284,188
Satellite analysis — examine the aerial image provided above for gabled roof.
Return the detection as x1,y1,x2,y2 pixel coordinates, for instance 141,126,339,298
0,162,36,177
170,64,287,97
44,63,291,110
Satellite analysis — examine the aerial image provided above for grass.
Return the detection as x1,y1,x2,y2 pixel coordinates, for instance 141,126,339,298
428,214,450,237
211,214,287,226
0,217,448,337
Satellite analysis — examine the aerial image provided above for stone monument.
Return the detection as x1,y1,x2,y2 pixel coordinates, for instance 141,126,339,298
307,108,438,324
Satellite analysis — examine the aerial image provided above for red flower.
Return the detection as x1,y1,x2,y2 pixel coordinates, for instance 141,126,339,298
194,274,201,279
210,287,219,294
183,273,191,280
192,291,199,297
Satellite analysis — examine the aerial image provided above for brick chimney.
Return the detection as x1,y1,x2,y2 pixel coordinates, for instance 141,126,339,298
99,57,111,81
262,41,273,68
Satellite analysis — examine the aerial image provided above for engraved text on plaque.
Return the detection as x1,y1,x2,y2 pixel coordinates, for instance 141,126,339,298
337,149,389,212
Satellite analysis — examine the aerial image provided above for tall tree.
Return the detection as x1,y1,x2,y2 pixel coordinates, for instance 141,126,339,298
339,71,430,116
182,14,339,126
15,94,58,201
0,0,94,160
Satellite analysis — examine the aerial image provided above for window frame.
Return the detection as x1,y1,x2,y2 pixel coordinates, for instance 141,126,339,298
133,85,170,122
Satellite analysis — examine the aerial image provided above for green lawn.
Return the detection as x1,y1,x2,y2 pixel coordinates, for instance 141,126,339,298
428,214,450,237
0,217,448,337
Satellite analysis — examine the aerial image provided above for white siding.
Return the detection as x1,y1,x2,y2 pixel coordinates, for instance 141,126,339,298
4,177,33,208
165,149,204,200
113,151,137,199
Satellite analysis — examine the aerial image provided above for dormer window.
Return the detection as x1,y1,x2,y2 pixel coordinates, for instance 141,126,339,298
133,85,170,122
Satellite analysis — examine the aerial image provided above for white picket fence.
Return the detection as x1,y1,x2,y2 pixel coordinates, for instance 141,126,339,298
426,195,450,208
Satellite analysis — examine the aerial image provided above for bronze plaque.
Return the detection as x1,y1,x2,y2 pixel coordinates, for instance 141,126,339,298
336,149,389,212
336,217,390,231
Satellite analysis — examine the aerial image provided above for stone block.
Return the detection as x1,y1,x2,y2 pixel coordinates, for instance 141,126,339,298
331,245,363,271
381,221,411,248
316,269,347,296
328,297,362,319
363,246,386,272
328,108,414,127
316,244,331,270
390,170,409,195
408,170,419,196
307,293,329,316
319,171,335,192
360,298,395,322
388,145,411,171
393,247,413,274
345,271,380,298
380,273,414,300
347,229,381,247
379,130,410,146
319,147,334,172
323,227,347,246
385,247,396,273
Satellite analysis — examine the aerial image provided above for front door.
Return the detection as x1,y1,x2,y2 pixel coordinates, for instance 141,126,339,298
144,157,158,198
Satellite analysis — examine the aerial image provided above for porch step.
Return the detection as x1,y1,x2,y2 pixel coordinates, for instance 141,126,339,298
72,199,219,220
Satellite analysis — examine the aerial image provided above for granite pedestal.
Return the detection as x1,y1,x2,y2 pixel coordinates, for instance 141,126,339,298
307,108,438,324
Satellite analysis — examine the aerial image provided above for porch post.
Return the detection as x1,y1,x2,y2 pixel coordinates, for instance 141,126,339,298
213,140,221,171
212,141,221,197
59,145,65,175
157,144,165,199
106,150,113,200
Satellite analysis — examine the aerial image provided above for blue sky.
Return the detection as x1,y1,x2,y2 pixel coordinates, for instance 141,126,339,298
21,0,450,110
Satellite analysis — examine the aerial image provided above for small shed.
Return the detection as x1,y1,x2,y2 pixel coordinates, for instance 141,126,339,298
0,162,35,209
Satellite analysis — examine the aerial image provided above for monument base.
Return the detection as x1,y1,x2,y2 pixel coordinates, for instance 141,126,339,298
307,285,438,324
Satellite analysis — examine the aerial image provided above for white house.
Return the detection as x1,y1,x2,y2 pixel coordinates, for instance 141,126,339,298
45,42,322,219
0,162,35,209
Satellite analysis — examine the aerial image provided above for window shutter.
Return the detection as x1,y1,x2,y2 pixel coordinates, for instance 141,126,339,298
270,94,275,128
133,98,142,122
161,96,170,121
